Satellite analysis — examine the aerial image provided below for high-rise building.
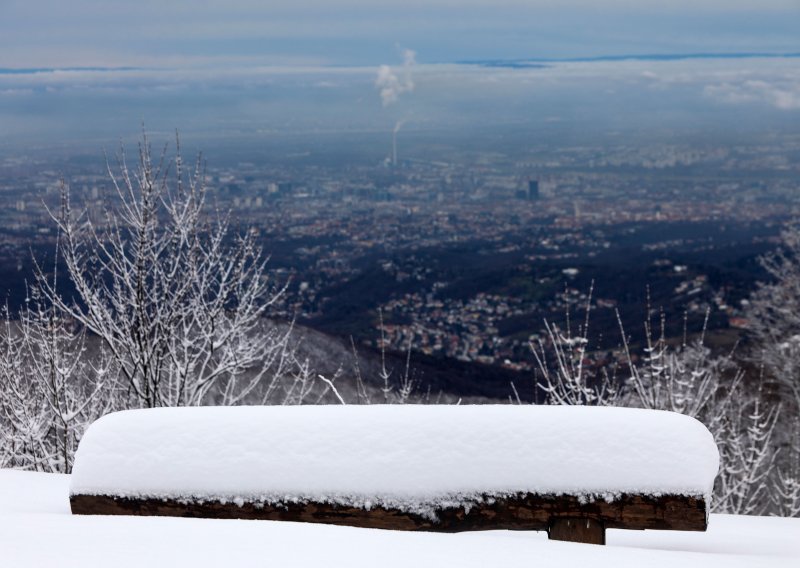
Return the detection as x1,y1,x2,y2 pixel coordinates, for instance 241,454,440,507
528,179,540,200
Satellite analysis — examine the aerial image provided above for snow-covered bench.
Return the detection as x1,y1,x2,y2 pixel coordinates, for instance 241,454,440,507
69,405,719,544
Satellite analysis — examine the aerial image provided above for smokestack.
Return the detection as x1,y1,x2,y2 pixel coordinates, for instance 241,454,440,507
392,120,404,168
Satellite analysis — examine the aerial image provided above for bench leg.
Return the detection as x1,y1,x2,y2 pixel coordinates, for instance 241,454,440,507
548,517,605,545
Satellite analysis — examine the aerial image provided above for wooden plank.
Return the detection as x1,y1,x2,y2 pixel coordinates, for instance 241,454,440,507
71,492,707,535
549,517,605,545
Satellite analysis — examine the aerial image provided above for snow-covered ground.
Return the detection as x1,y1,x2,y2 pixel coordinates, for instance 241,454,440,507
1,469,798,567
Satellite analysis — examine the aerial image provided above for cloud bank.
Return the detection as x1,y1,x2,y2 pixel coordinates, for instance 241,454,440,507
1,56,798,146
704,79,800,110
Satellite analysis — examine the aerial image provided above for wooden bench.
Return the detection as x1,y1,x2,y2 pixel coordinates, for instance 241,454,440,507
69,405,719,545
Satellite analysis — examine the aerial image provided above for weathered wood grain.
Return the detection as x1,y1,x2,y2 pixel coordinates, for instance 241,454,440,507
70,491,707,542
549,517,606,545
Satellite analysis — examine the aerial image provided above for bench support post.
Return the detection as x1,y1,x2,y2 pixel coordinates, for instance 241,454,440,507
548,517,605,545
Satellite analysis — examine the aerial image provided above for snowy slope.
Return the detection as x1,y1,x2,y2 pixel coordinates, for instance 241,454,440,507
70,405,719,514
1,470,798,568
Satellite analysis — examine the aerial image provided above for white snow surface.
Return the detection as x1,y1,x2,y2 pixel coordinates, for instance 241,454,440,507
70,405,719,512
1,470,799,568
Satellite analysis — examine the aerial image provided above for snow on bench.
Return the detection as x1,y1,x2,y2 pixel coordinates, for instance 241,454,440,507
69,405,719,544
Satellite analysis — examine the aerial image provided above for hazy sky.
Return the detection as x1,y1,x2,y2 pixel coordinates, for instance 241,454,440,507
0,1,798,147
2,1,799,68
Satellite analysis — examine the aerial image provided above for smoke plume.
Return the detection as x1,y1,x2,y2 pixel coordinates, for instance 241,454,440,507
376,49,416,107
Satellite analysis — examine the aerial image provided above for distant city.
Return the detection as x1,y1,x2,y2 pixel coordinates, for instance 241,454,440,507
1,129,797,380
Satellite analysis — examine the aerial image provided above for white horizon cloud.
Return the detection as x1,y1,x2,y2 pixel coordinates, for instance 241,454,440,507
3,56,799,106
704,79,800,110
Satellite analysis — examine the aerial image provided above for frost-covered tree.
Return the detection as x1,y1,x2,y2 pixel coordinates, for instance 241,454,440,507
618,313,781,514
712,392,780,515
744,224,800,414
771,419,800,517
0,296,116,473
532,284,621,406
773,469,800,517
0,309,42,470
34,133,310,408
738,223,800,515
620,312,731,418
